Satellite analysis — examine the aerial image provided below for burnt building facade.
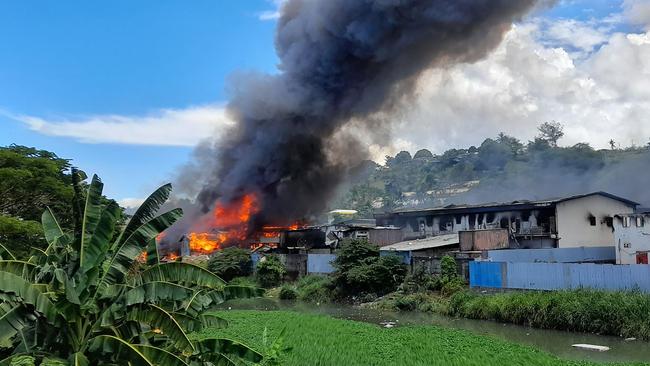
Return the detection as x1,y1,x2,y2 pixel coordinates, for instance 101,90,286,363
375,192,637,249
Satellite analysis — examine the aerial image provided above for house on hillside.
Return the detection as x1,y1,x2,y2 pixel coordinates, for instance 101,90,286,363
375,192,638,249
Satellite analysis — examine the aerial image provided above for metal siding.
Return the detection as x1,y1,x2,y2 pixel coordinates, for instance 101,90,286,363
472,261,650,292
469,261,504,288
307,254,336,274
486,247,615,263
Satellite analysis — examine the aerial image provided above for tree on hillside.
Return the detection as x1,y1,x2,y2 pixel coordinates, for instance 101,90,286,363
0,171,265,365
413,149,434,160
537,121,564,147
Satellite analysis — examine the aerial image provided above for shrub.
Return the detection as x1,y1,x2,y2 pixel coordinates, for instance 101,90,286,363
441,277,466,297
332,239,407,298
400,263,437,293
446,289,650,340
440,255,458,281
257,255,287,288
296,275,333,303
279,284,298,300
208,247,253,281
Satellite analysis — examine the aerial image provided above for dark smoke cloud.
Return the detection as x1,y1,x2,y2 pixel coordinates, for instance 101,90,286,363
187,0,545,231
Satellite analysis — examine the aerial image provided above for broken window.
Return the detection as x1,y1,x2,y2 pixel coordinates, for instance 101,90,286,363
623,216,631,228
589,215,596,226
636,216,644,227
605,217,613,228
500,217,509,229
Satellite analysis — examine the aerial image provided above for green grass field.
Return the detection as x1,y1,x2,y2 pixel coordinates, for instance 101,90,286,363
196,310,646,366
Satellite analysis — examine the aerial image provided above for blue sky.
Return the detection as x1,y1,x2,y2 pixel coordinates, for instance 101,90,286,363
0,0,645,204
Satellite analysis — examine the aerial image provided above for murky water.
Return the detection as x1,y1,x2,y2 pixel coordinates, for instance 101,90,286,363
219,298,650,364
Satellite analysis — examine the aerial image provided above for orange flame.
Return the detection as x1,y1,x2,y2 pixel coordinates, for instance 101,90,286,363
188,193,261,254
136,250,147,264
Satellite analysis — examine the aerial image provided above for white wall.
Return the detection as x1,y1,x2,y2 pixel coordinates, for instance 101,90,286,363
614,214,650,264
555,195,634,248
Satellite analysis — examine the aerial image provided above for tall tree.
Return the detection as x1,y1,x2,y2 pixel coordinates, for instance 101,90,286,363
537,121,564,147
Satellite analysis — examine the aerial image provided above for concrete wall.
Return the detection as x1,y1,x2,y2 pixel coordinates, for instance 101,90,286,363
555,195,634,248
470,261,650,292
614,214,650,264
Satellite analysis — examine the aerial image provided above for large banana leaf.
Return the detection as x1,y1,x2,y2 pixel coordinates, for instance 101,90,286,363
41,207,65,253
0,243,15,261
182,289,227,318
169,313,228,333
0,272,58,322
95,209,183,298
126,304,194,353
193,338,263,365
223,286,264,301
113,184,173,251
145,238,161,267
0,303,30,342
78,175,105,269
136,344,189,366
0,261,36,280
140,262,225,288
124,281,193,307
181,287,260,318
88,335,161,366
70,168,88,252
80,201,120,274
68,352,89,366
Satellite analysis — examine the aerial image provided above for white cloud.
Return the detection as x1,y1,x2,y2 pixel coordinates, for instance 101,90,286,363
7,105,234,146
390,16,650,153
257,0,286,21
624,0,650,29
117,198,145,209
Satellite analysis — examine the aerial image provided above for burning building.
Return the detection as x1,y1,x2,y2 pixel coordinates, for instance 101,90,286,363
164,0,546,257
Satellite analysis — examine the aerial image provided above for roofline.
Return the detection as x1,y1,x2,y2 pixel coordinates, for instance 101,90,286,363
376,191,638,217
555,191,639,207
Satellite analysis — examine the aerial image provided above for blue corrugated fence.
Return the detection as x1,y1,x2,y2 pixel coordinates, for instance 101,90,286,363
470,261,650,292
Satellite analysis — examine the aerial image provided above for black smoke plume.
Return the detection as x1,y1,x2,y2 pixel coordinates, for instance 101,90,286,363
188,0,545,231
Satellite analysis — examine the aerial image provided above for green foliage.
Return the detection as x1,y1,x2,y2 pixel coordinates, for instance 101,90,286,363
0,216,45,260
399,264,437,294
278,285,298,300
208,247,253,281
256,256,286,288
199,310,630,366
440,255,457,280
333,125,650,213
295,275,333,303
332,240,407,298
537,121,564,147
447,289,650,340
0,173,265,365
0,145,73,223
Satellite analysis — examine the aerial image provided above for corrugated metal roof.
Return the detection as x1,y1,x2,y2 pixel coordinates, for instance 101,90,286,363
380,233,459,252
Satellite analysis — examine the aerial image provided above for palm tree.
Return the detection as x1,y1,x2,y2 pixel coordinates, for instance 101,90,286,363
0,171,264,365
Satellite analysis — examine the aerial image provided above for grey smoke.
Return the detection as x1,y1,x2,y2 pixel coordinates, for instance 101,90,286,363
184,0,545,232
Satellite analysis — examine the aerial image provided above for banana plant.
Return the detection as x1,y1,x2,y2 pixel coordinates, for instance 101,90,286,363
0,171,264,365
